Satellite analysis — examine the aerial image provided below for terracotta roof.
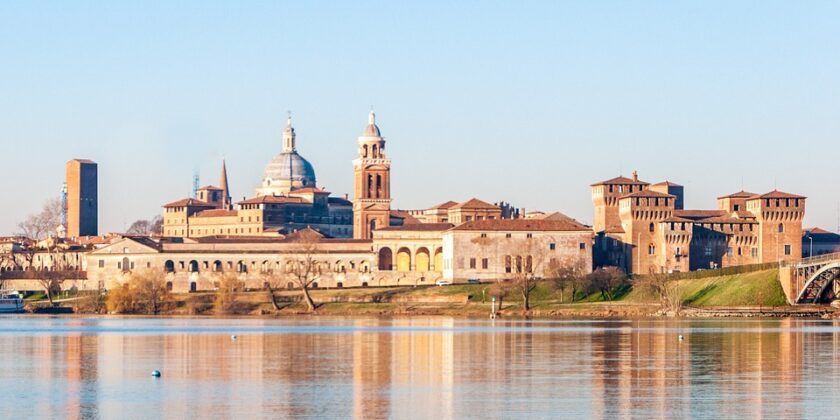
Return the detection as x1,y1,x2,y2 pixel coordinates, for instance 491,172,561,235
450,198,499,210
750,190,806,200
673,209,727,220
604,224,625,234
620,190,675,199
237,195,309,205
652,181,683,187
734,211,756,219
390,210,422,224
193,209,238,218
451,219,590,232
290,187,330,194
379,223,454,232
694,216,757,225
717,190,757,199
163,198,215,208
806,227,835,235
591,176,649,187
662,216,694,223
430,200,459,210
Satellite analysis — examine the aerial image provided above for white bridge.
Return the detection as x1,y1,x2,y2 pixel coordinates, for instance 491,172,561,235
783,252,840,304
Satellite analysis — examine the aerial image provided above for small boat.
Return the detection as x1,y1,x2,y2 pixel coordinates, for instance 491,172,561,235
0,292,25,313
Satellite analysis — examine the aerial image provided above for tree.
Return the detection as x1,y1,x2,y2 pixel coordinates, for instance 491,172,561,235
549,259,588,303
588,266,627,301
18,198,62,240
489,280,513,312
215,273,244,314
266,229,323,313
127,215,164,235
507,238,553,312
106,269,170,314
642,267,683,313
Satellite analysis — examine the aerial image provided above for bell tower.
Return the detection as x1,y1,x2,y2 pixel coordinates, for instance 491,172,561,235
353,111,392,239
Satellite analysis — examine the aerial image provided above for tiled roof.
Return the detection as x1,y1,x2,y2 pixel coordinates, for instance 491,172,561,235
430,200,459,210
450,198,499,210
237,195,309,205
451,219,590,232
652,180,683,187
806,227,835,235
193,209,238,218
734,211,756,219
662,216,694,223
620,190,675,199
673,209,727,220
163,198,215,208
290,187,330,194
604,224,625,234
717,190,757,199
591,176,649,187
379,223,454,232
390,210,422,224
694,216,757,225
750,190,806,200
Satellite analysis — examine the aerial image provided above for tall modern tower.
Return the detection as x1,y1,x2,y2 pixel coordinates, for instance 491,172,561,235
66,159,98,237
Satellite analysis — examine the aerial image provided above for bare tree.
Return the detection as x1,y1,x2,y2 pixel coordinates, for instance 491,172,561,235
106,269,170,314
489,280,513,312
18,198,62,240
508,238,551,312
265,229,323,313
588,266,628,301
642,267,683,313
549,259,588,303
127,215,164,235
215,273,244,314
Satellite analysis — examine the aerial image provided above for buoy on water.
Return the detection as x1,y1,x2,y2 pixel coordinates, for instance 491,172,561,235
231,335,238,341
678,335,685,341
151,370,161,378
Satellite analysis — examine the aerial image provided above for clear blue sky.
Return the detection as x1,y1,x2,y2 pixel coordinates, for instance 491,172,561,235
1,1,838,235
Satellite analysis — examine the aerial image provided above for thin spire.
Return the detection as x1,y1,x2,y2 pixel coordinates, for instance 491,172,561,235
287,110,292,127
369,110,375,125
219,159,231,210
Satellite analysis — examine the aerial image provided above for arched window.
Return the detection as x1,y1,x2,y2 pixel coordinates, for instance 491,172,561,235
778,223,785,233
649,223,655,233
165,261,175,273
648,244,656,255
188,260,199,273
363,144,369,158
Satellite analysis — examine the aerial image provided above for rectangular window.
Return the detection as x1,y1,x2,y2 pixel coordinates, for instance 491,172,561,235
784,244,792,256
98,260,104,268
550,243,556,251
526,233,533,238
505,233,512,238
579,243,586,250
752,248,759,257
469,258,476,269
505,256,512,273
465,216,473,221
480,233,487,238
482,258,489,269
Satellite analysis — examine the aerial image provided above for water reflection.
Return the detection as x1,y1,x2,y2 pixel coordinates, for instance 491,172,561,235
2,318,840,419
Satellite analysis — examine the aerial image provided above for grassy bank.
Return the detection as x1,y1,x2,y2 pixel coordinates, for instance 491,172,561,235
45,268,794,318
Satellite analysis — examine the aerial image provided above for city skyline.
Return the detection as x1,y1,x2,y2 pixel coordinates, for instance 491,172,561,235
2,1,839,235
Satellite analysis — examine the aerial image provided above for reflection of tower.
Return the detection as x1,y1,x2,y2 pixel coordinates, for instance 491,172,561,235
353,111,392,239
352,319,392,419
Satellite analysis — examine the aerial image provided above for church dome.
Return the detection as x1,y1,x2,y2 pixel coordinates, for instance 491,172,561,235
263,151,316,188
363,111,381,137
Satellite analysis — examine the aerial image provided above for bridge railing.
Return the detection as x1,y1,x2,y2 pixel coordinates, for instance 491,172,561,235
783,251,840,268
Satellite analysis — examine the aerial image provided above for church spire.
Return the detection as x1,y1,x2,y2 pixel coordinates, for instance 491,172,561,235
283,111,296,152
219,159,232,210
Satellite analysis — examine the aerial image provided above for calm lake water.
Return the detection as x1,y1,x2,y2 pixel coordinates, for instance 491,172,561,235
1,317,839,419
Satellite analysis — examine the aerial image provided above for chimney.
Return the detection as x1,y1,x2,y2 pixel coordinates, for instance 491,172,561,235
632,171,639,182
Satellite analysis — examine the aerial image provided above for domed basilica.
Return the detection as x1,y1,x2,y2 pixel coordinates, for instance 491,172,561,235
256,113,317,196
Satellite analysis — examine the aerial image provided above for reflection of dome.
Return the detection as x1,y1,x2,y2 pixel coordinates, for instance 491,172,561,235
263,151,316,188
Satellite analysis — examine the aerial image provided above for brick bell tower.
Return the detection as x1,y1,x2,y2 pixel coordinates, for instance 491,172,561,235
353,111,392,239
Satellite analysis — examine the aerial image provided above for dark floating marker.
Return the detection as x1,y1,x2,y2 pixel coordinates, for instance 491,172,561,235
151,370,161,378
231,335,238,341
678,335,685,341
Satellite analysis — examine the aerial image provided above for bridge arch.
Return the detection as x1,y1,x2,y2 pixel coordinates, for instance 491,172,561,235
796,262,840,304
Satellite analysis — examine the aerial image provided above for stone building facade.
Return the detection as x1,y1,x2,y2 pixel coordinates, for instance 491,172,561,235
592,172,806,274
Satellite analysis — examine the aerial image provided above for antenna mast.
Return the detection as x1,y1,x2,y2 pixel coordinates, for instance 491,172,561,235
192,169,200,199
